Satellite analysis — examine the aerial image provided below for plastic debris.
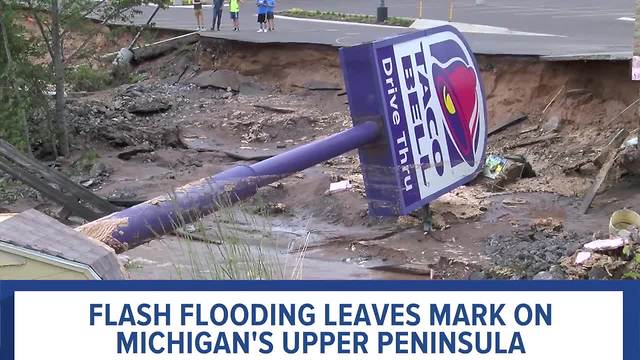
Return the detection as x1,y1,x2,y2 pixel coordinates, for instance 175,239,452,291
583,238,626,251
482,154,535,185
624,136,638,147
325,180,352,194
575,251,592,265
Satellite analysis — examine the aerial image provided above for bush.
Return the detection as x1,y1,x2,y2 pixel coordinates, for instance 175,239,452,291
66,64,113,92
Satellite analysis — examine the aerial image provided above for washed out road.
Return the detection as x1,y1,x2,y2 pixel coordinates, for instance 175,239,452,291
122,1,636,58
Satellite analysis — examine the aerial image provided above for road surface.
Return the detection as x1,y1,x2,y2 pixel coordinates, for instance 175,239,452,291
123,1,636,58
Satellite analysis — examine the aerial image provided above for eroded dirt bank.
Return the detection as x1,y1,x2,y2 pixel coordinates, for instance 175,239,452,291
2,36,639,280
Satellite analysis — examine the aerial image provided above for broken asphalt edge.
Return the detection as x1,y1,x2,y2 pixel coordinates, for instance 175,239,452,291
98,21,632,62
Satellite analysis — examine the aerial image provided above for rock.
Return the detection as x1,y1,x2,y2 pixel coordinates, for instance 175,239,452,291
89,162,107,178
127,98,171,115
467,271,487,280
533,266,566,280
162,126,186,148
542,114,564,133
588,266,611,280
117,254,131,267
486,230,586,279
617,143,640,176
502,197,528,207
265,202,288,214
80,178,96,188
192,70,241,92
532,271,554,280
530,217,563,232
117,144,155,160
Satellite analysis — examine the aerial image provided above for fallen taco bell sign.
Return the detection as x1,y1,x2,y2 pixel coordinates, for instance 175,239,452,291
340,26,487,216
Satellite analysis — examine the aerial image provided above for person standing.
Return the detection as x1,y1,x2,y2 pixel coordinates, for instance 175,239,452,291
230,0,241,31
212,0,224,31
193,0,204,30
256,0,267,32
266,0,275,31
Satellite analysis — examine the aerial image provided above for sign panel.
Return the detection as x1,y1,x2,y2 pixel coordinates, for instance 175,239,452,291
341,26,487,216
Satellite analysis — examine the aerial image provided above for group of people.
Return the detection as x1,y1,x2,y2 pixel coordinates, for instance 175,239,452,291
193,0,276,32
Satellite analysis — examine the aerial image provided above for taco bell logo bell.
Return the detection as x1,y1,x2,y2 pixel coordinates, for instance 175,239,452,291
340,26,487,216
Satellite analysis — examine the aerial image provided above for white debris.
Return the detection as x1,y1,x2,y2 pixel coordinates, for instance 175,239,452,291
575,251,592,265
325,180,352,195
624,136,638,147
583,238,626,251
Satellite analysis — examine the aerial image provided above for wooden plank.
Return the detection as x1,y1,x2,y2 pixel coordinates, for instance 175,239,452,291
593,129,629,168
488,114,528,136
0,156,101,221
0,140,117,213
579,148,620,214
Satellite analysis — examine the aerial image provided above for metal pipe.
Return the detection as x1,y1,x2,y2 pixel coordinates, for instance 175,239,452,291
78,121,380,250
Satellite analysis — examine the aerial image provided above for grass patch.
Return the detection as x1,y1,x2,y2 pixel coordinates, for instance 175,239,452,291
281,8,414,27
130,189,310,281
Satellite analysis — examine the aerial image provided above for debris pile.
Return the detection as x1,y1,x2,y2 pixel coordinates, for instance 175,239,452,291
484,220,583,279
616,135,639,177
67,83,192,147
563,209,640,279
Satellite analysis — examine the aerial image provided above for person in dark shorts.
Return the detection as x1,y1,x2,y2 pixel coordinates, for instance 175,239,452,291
266,0,275,31
256,0,267,32
212,0,223,31
193,0,204,30
230,0,240,31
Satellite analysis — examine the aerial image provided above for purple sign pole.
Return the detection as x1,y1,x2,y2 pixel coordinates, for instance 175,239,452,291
78,26,487,252
77,121,380,251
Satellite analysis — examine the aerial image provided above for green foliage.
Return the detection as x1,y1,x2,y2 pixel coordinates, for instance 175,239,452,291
0,5,50,152
283,8,414,27
9,0,171,156
73,148,99,171
622,247,640,279
66,64,112,92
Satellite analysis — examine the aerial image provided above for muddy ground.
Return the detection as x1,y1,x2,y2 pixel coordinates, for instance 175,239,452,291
2,32,640,280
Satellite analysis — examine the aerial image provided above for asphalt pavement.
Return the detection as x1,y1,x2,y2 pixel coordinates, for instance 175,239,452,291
122,1,637,59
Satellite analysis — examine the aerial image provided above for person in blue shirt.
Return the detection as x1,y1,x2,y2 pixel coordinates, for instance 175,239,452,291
211,0,224,31
266,0,275,31
256,0,268,32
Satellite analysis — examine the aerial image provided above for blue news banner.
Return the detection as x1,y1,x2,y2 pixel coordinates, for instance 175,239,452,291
0,281,638,359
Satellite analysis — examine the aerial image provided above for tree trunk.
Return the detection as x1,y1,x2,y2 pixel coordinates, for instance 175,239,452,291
50,0,70,157
0,4,33,157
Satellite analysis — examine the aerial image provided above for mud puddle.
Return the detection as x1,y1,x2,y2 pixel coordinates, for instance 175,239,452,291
124,180,640,280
